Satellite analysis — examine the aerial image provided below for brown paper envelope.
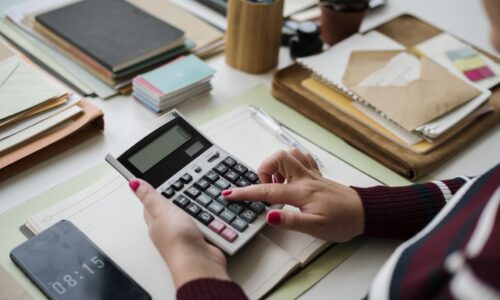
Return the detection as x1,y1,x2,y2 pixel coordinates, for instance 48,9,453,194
343,51,481,131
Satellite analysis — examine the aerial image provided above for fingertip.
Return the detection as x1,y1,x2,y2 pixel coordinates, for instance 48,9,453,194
221,189,232,197
129,178,140,192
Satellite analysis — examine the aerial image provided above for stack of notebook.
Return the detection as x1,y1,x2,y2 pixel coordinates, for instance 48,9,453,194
24,0,190,90
0,38,103,180
296,31,498,153
132,55,216,112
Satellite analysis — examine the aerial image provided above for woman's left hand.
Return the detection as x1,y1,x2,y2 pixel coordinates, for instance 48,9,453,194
129,179,229,288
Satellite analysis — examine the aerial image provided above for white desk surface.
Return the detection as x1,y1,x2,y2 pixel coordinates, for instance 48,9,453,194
0,0,499,298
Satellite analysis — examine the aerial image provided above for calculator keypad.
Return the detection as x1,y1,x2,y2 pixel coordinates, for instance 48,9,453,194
162,156,269,245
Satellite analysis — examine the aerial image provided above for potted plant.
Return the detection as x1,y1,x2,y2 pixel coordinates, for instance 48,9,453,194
319,0,370,45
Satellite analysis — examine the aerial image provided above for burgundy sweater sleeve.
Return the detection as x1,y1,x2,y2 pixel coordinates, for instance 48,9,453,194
177,278,247,300
351,177,468,240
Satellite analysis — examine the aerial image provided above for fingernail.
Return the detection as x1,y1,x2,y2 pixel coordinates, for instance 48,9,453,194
267,211,281,225
129,179,140,192
222,189,232,196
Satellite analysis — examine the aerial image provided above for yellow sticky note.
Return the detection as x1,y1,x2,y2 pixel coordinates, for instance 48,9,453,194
453,56,485,71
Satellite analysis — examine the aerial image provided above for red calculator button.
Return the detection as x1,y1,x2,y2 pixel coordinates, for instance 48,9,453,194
220,227,238,242
208,219,226,233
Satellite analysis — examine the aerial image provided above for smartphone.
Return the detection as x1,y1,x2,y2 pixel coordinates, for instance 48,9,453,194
10,220,151,300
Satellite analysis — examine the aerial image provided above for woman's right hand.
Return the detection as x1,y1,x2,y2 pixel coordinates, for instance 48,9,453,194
223,149,365,242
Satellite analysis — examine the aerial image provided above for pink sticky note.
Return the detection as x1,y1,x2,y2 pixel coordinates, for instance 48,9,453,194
477,66,495,78
464,69,484,81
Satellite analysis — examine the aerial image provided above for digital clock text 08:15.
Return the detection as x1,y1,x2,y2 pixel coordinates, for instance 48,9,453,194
48,255,105,295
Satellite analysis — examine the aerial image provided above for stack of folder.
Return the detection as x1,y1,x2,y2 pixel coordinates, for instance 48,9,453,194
132,55,216,112
0,38,103,180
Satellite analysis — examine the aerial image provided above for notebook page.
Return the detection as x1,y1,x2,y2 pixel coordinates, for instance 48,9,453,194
199,106,382,264
296,31,405,91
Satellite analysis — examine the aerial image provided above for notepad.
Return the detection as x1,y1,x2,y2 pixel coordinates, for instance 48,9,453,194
25,106,381,300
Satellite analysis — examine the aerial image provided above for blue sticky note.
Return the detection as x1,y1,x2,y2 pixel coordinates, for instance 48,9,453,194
141,54,215,95
446,46,477,61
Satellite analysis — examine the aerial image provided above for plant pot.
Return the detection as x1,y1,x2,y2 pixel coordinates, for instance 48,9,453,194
320,4,366,46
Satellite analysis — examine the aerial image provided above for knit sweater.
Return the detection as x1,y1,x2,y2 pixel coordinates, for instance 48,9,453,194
177,164,500,300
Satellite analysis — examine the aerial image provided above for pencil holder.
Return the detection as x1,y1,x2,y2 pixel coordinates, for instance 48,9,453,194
226,0,284,74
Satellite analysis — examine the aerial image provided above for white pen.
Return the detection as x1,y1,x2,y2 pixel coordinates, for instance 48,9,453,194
249,105,325,170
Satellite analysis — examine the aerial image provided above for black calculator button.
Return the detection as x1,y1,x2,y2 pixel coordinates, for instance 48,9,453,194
214,163,228,175
227,202,245,214
162,187,175,199
219,209,236,223
180,173,193,184
244,171,259,183
215,195,229,207
194,166,202,173
224,170,240,183
223,156,237,167
185,203,201,216
231,218,248,232
236,177,251,187
206,185,221,198
173,195,190,208
233,164,248,175
240,209,257,223
196,211,214,225
184,186,201,199
205,171,220,182
208,151,220,163
195,178,210,190
195,193,212,207
214,178,231,190
171,180,184,191
249,202,266,214
208,201,224,215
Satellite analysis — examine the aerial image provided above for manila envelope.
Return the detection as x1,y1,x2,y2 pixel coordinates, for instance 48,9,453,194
342,51,481,131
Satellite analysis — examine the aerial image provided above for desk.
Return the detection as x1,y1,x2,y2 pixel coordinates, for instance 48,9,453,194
0,0,499,298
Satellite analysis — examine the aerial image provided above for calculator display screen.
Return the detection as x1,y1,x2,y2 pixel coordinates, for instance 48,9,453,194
128,125,191,173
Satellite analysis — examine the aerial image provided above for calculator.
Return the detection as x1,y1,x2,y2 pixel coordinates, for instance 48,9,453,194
106,110,278,255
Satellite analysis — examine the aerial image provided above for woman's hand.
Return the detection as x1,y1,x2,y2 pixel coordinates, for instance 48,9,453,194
129,179,229,288
223,149,365,242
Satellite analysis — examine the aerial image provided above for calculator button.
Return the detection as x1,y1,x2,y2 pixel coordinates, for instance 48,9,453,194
244,171,259,183
184,186,201,199
223,156,237,168
195,193,212,207
185,203,201,216
236,177,251,187
208,201,224,215
214,178,231,190
196,211,214,225
194,166,202,173
215,195,229,207
249,202,266,214
204,171,220,182
206,185,221,198
224,170,240,183
180,173,193,184
220,227,238,242
219,209,236,223
227,202,245,214
214,163,228,175
208,151,220,163
231,218,248,232
262,201,272,206
208,219,226,233
171,180,184,191
195,178,210,190
233,164,248,175
240,209,257,223
173,195,190,208
162,187,175,199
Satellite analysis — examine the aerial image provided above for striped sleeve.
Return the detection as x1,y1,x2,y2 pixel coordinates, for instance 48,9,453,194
177,279,247,300
352,177,468,240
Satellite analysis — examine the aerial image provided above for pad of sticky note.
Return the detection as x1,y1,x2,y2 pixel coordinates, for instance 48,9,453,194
446,46,495,82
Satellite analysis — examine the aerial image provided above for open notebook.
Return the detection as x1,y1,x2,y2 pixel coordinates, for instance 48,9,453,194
24,106,381,299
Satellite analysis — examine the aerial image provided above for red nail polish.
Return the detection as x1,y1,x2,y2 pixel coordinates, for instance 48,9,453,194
267,211,281,225
222,189,232,196
129,179,140,192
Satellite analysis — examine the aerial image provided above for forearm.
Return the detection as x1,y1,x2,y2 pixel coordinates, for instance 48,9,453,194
352,177,468,240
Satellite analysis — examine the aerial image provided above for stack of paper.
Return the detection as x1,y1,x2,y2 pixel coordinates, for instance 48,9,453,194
297,31,495,152
132,55,215,112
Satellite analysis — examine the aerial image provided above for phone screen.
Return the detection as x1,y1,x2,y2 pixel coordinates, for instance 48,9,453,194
10,220,151,300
